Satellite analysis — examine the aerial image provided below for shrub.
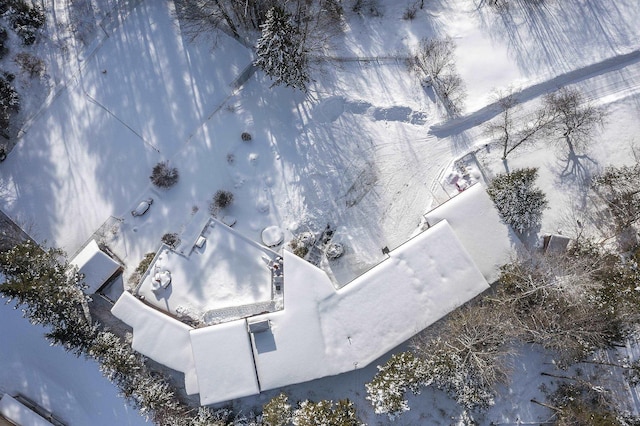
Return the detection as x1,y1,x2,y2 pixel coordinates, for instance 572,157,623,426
0,76,20,134
326,243,344,260
0,26,8,59
289,231,315,259
293,245,308,258
403,5,417,20
161,233,180,249
262,393,291,426
150,161,179,188
486,167,547,234
128,252,156,285
14,52,45,77
241,132,252,142
210,190,234,214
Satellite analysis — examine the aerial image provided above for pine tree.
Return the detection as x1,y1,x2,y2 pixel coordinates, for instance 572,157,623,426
254,6,309,91
0,241,96,354
486,167,548,234
365,352,428,418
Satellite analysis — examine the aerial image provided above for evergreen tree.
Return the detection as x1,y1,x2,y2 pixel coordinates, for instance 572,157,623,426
486,167,548,234
0,241,96,354
254,6,309,91
365,352,428,418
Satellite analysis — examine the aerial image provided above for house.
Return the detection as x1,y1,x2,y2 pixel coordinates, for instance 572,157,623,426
112,183,521,405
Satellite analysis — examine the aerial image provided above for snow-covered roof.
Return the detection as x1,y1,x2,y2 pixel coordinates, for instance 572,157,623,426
111,292,199,395
251,220,490,391
190,320,260,405
0,394,52,426
424,183,522,283
70,240,121,294
113,185,519,405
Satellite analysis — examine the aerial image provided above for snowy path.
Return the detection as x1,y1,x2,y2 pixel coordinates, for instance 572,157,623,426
431,48,640,137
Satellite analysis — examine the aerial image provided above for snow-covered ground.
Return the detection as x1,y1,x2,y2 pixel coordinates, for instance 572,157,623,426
0,304,147,425
2,0,640,423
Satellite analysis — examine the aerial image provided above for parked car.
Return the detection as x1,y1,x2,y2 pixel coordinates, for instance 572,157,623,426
131,198,153,216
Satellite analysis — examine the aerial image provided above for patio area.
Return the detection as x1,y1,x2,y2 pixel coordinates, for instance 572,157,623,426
136,218,279,323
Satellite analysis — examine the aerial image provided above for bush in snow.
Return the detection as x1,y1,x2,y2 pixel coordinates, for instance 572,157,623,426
210,190,234,215
14,52,45,78
545,380,634,426
241,131,252,142
289,231,315,259
254,6,309,91
292,399,361,426
486,167,547,234
0,75,20,135
127,251,156,286
262,393,292,426
325,242,344,260
161,232,180,249
150,161,179,188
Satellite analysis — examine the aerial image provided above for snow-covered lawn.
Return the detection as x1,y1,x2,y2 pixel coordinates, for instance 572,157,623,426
0,304,147,426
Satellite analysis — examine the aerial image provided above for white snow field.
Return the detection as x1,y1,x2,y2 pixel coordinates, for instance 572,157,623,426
2,0,640,423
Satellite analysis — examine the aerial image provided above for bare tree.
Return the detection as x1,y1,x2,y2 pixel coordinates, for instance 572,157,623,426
175,0,278,41
412,37,466,116
542,87,606,153
591,162,640,232
410,304,515,409
496,246,624,366
485,89,553,159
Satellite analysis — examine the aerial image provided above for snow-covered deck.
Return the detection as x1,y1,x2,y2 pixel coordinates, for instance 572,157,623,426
137,219,277,320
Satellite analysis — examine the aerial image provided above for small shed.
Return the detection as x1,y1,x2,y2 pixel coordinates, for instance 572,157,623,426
70,240,122,294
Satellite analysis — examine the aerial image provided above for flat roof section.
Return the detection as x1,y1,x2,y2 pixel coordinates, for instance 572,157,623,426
0,395,52,426
190,320,260,405
424,183,522,283
111,292,199,395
